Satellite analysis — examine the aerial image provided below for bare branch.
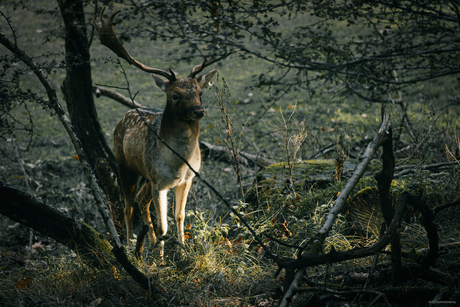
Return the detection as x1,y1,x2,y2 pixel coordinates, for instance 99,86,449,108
318,112,392,236
93,85,145,109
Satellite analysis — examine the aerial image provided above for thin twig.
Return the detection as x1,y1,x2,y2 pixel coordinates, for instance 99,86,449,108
0,10,17,46
413,108,447,154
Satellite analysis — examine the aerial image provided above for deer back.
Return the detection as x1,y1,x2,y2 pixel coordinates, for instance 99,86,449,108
113,108,163,180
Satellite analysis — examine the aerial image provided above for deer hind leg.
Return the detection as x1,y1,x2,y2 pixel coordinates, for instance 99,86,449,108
118,164,139,245
137,180,158,243
175,179,193,246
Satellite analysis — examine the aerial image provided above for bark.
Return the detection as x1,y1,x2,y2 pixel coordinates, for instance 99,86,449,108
374,116,402,283
0,182,112,266
406,194,439,268
57,0,116,171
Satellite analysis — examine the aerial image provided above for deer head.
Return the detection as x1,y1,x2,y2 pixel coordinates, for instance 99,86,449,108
152,73,215,122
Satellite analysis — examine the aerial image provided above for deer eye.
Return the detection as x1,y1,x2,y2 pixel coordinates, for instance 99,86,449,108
172,93,179,102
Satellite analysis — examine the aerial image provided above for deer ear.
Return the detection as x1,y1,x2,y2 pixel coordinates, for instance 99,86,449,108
197,69,217,89
152,74,168,92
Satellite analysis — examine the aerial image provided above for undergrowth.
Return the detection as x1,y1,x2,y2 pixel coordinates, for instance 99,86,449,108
1,1,460,306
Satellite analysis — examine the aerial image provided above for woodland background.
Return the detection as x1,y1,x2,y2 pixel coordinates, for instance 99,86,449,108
0,0,459,306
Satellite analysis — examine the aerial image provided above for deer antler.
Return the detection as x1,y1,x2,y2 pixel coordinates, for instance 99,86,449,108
93,8,176,82
189,53,232,78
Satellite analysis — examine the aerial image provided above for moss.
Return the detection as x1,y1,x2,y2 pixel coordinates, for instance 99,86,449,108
71,220,115,266
245,155,459,261
247,160,355,207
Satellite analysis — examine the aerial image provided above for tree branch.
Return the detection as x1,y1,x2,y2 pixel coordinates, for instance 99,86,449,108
0,182,112,266
0,30,157,297
93,85,145,109
318,111,392,236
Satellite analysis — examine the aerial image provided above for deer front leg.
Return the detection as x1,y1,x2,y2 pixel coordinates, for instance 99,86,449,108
137,181,157,243
152,188,168,261
175,180,193,245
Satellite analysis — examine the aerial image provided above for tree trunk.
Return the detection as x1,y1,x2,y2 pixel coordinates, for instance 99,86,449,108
0,182,113,266
57,0,116,171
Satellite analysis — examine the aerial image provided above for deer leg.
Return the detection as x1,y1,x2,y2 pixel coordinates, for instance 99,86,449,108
152,188,168,260
137,180,157,243
118,164,139,245
175,180,193,245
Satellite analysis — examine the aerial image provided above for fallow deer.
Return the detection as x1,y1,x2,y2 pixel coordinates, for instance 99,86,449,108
93,8,225,256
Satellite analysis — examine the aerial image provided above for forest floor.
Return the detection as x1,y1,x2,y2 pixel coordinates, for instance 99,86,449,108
1,1,460,306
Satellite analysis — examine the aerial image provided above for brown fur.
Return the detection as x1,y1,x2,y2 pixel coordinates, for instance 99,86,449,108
114,71,216,258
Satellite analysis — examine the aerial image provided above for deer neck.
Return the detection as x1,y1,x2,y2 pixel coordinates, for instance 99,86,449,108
158,104,200,156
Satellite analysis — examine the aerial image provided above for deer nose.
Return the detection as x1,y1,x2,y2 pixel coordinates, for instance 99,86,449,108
192,107,205,119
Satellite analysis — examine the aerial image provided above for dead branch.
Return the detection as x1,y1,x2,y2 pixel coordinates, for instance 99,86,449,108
395,160,459,171
374,113,401,283
318,111,392,236
434,198,460,214
93,85,145,108
0,31,157,297
200,140,274,168
403,263,454,285
393,160,459,178
406,194,439,268
308,142,336,159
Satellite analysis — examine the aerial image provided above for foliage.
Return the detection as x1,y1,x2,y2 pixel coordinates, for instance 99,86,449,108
120,0,460,101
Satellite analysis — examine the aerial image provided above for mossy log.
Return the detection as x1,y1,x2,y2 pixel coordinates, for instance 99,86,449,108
244,159,386,237
245,159,356,208
0,182,113,266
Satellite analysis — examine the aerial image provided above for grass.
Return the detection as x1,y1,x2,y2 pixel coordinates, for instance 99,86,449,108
1,1,460,306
